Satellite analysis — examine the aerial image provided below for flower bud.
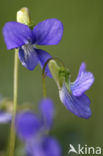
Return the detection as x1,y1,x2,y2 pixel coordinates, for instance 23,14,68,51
17,7,31,25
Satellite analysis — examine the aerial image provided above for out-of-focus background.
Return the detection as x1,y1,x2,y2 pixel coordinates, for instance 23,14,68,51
0,0,103,156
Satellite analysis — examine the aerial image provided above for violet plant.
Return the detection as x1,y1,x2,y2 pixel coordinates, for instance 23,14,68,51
0,7,94,156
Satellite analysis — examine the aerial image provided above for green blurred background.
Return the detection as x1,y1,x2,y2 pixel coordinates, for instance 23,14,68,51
0,0,103,155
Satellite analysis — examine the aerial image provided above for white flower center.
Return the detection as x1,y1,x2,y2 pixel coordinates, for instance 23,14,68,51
22,43,35,54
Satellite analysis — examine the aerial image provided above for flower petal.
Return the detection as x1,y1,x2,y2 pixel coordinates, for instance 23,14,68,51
70,62,94,96
26,136,61,156
3,22,33,49
0,112,12,123
15,111,42,140
33,19,63,45
59,84,92,119
39,98,54,129
19,46,38,70
35,49,52,77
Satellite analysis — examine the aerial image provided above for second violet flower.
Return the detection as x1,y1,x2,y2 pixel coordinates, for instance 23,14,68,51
49,61,94,119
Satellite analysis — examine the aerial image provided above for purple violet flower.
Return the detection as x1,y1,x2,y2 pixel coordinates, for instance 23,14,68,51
15,111,41,140
15,98,61,156
3,19,63,77
39,98,54,130
26,136,61,156
59,62,94,119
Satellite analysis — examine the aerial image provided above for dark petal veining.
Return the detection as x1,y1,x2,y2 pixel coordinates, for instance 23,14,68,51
19,45,38,70
33,19,63,45
59,84,92,119
70,62,94,96
3,22,34,49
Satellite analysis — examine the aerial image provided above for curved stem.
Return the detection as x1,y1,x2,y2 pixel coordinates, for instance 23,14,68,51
42,57,65,98
9,49,19,156
42,57,65,77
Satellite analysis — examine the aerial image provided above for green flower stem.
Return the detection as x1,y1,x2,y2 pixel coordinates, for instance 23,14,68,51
9,49,19,156
42,73,47,97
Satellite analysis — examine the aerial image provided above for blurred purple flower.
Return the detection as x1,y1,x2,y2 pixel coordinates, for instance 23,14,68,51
15,111,41,140
39,98,54,130
15,98,54,140
3,19,63,77
26,136,61,156
0,96,12,123
59,62,94,119
0,111,12,123
15,98,61,156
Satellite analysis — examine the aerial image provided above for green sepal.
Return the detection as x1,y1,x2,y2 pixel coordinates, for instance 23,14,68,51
48,60,71,89
28,21,36,29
